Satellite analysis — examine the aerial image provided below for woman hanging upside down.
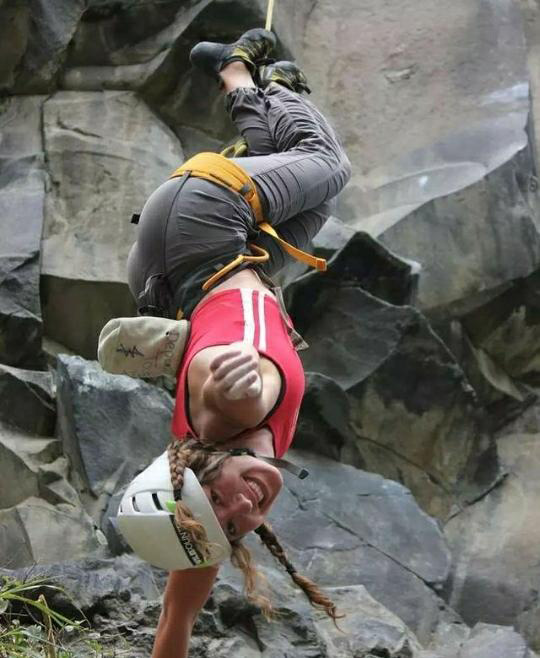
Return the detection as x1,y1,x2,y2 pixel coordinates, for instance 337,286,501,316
120,27,350,658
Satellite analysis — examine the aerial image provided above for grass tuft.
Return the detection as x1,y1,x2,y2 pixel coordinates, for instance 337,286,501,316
0,576,130,658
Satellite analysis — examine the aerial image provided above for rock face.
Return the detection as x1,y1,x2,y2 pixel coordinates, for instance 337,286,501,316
0,497,104,569
445,402,540,652
41,275,137,360
41,90,183,284
379,143,540,319
5,0,86,94
1,0,540,656
39,90,183,358
61,0,216,96
291,0,529,230
56,355,174,525
289,261,494,519
0,1,30,92
0,364,55,436
0,96,46,369
252,449,451,644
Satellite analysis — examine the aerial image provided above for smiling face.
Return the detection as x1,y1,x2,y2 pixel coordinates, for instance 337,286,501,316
202,455,283,541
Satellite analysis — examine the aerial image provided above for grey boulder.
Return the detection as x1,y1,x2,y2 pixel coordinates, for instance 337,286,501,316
380,144,540,320
0,554,159,615
40,90,183,358
0,96,47,369
56,355,174,523
0,425,68,509
314,585,422,657
461,269,540,393
445,402,540,652
190,564,423,658
287,230,418,314
0,397,85,565
292,276,494,518
0,496,104,569
253,449,451,644
458,623,536,658
0,364,55,436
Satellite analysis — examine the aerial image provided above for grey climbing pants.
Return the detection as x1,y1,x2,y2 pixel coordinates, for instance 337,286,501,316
127,83,351,318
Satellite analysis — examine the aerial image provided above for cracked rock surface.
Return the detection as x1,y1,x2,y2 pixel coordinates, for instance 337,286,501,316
254,449,451,643
445,401,540,651
290,270,495,519
1,0,540,656
56,355,173,525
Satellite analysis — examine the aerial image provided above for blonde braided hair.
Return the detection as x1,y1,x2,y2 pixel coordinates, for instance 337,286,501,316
255,522,343,626
167,438,340,621
167,439,220,561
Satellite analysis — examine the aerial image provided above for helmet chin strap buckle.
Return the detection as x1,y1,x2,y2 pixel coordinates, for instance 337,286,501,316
227,448,309,480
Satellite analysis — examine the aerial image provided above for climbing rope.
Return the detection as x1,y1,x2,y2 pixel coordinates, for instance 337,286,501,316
220,0,275,159
265,0,275,31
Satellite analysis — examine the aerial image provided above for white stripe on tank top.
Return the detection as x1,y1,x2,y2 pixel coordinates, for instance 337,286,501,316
257,290,267,351
240,289,268,349
240,288,255,345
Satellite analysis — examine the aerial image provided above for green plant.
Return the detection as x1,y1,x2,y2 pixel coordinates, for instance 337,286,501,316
0,576,106,658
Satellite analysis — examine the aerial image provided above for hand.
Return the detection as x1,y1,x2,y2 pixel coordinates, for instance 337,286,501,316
209,342,262,401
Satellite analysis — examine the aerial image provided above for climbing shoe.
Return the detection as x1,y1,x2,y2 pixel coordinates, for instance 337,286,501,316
258,61,311,94
221,137,249,158
190,28,276,79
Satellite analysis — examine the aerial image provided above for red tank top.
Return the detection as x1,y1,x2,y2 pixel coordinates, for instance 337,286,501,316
172,289,305,457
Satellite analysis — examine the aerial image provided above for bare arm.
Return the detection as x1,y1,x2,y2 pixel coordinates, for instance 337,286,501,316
151,566,218,658
190,342,282,440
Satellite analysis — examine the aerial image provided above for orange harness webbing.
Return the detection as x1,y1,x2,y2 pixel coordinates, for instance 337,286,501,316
170,152,326,290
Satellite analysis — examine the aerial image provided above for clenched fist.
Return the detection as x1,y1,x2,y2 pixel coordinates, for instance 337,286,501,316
209,341,262,400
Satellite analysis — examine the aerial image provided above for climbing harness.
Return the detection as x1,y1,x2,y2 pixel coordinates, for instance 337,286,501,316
170,152,327,294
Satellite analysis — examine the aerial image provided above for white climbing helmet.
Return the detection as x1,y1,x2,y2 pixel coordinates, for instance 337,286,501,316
117,452,231,570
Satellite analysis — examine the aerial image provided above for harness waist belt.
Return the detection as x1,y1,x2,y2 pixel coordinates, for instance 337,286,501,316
170,152,327,284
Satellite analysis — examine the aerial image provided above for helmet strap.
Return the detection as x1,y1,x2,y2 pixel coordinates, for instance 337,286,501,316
227,448,309,480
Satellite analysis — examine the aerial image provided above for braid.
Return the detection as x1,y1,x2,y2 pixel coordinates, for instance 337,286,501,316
167,440,221,560
167,439,185,492
256,522,343,626
230,542,273,620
